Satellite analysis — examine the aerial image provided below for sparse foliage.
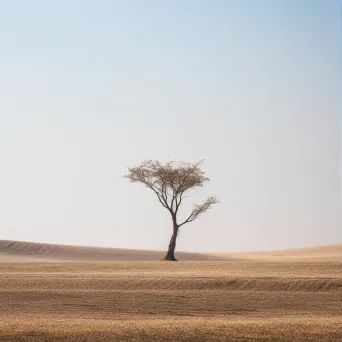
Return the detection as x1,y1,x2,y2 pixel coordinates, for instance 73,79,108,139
125,160,218,260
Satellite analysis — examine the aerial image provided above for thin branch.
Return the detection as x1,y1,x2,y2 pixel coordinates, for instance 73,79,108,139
144,183,168,209
175,191,185,214
179,196,218,227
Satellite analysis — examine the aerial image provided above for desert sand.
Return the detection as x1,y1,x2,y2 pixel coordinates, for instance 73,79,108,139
0,239,341,341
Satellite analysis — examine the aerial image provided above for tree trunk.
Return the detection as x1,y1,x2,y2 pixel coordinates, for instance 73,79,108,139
164,225,179,261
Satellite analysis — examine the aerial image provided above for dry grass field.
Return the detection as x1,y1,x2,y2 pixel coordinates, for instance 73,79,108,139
0,240,341,341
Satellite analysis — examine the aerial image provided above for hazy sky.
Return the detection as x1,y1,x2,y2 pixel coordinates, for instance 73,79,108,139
0,0,341,252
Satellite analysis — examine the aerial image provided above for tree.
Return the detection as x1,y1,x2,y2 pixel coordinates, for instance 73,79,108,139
125,160,218,261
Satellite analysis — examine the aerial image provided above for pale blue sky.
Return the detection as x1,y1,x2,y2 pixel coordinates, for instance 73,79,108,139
0,0,341,252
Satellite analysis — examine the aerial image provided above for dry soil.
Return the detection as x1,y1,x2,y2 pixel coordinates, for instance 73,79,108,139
0,240,341,341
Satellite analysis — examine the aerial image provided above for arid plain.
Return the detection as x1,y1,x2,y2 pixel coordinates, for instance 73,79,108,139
0,240,341,341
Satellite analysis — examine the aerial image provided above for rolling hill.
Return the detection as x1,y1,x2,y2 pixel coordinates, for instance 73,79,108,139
0,239,341,261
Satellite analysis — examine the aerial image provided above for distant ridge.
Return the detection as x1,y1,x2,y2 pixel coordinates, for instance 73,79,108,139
213,243,342,261
0,240,341,262
0,240,230,261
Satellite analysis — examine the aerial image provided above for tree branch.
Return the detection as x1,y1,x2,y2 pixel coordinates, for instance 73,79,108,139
179,196,218,227
144,183,168,209
175,191,185,214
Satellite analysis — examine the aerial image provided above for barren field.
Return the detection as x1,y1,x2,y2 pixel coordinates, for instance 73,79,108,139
0,240,341,341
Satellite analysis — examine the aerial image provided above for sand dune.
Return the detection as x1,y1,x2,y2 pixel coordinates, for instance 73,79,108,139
222,243,342,261
1,239,341,262
0,240,230,261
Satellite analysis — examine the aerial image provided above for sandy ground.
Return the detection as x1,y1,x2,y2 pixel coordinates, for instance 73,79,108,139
0,240,341,341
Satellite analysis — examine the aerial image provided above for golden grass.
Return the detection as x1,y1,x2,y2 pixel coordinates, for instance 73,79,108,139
1,315,342,342
1,257,342,341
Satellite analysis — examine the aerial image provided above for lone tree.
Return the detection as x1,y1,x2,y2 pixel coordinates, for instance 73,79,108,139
125,160,217,261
